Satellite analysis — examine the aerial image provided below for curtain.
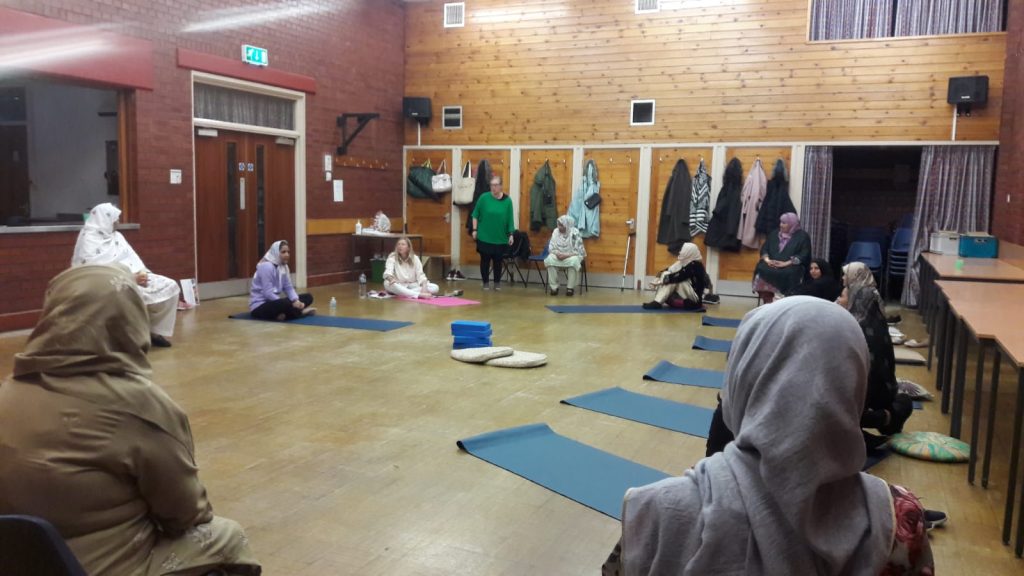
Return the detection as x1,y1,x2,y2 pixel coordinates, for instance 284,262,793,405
801,146,834,260
900,145,996,306
193,84,295,130
894,0,1003,36
810,0,894,40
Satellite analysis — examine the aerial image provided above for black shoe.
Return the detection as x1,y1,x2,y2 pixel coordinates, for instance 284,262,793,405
566,289,574,297
887,313,903,325
151,334,172,348
549,288,558,296
704,293,721,304
642,301,663,310
924,509,947,531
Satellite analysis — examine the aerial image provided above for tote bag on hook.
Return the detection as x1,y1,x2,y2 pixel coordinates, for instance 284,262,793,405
453,161,475,205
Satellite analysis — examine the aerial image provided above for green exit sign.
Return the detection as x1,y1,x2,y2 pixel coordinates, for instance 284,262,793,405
242,45,268,67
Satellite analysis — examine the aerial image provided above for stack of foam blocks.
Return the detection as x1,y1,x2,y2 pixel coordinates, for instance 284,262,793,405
452,320,493,349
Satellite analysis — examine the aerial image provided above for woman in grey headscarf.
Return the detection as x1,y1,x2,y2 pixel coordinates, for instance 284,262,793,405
603,297,933,576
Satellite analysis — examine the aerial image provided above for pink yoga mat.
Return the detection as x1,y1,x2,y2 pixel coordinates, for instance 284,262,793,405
399,296,480,307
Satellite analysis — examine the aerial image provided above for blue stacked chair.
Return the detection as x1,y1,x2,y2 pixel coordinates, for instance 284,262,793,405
884,227,913,298
844,241,884,292
451,320,493,349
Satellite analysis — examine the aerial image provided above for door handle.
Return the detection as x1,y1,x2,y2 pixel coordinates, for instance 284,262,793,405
239,177,246,210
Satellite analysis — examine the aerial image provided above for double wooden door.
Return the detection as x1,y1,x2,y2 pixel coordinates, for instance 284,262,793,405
195,129,295,282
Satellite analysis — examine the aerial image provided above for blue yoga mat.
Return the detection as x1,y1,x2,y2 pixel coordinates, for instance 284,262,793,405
701,316,742,328
546,305,706,314
692,335,733,353
643,361,724,389
457,423,669,519
562,387,714,438
229,313,412,332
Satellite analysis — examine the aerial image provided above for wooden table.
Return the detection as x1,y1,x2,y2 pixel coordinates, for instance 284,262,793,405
350,232,424,260
933,280,1024,557
919,253,1024,369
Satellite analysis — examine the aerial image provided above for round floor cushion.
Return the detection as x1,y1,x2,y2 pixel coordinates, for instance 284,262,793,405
888,431,969,462
451,346,514,364
485,350,548,368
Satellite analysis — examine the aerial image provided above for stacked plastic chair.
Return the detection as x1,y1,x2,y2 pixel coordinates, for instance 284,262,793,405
451,321,493,349
884,227,913,299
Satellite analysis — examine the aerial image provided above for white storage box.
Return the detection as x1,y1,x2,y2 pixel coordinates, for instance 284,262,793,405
929,231,960,254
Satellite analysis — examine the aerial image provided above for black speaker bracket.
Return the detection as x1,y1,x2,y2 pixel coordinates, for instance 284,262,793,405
955,103,973,117
336,113,380,156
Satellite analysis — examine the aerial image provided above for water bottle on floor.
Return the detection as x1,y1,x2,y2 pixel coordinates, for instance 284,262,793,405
358,273,367,298
329,296,337,314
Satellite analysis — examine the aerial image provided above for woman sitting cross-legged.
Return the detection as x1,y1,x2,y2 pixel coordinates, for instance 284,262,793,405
642,243,706,310
545,215,587,296
604,297,933,576
384,236,439,299
249,240,315,321
0,264,260,576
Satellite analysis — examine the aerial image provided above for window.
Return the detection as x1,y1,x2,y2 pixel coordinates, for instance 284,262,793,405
809,0,1006,41
0,78,132,226
193,84,295,131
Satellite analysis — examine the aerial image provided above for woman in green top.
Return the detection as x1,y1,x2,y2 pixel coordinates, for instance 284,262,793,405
471,174,515,290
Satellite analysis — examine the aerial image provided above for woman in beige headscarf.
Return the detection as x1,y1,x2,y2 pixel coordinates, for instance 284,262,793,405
643,243,707,310
72,203,180,347
0,264,259,576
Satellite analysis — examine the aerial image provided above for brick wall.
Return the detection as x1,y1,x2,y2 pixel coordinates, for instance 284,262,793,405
0,1,406,328
993,0,1024,245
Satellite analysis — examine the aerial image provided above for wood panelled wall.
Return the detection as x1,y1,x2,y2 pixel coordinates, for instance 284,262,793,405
404,0,1005,144
405,150,453,256
647,148,712,275
582,149,639,273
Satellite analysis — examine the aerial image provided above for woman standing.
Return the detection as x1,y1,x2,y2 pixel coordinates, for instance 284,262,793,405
384,236,439,299
544,215,586,296
72,203,180,347
752,212,811,303
249,240,315,321
471,174,515,290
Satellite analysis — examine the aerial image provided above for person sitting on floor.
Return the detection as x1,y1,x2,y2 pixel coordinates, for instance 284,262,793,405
0,264,260,576
72,202,180,348
249,240,315,320
791,257,843,302
643,243,706,310
545,214,587,296
383,236,439,299
604,297,934,576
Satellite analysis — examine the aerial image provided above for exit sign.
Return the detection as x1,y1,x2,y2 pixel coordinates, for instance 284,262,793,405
242,45,268,67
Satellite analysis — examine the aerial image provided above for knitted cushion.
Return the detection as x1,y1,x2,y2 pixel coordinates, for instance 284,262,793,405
485,351,548,368
893,348,926,365
897,378,934,401
888,431,969,462
451,346,514,364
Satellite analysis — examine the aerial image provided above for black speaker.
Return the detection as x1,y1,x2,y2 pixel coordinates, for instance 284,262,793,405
947,76,988,105
403,97,431,119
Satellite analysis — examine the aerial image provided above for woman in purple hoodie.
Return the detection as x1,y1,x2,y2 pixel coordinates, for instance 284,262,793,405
249,240,315,320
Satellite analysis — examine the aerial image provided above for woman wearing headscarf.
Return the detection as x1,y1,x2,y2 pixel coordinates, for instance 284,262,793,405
603,297,933,576
791,258,843,302
72,203,180,347
0,264,260,576
249,239,314,320
544,215,586,296
752,212,811,303
840,263,914,445
642,243,706,310
384,236,439,299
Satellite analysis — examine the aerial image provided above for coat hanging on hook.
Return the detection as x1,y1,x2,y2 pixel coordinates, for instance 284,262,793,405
755,158,795,236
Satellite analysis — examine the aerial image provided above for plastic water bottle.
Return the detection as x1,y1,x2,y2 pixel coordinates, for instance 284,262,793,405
358,273,367,298
355,220,362,235
329,296,337,313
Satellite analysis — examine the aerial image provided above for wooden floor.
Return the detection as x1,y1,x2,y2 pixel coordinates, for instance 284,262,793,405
1,282,1022,575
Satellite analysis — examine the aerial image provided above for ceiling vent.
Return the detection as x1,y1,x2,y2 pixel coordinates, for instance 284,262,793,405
444,3,465,28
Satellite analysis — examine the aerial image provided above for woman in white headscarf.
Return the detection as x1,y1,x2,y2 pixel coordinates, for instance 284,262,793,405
72,203,180,347
544,215,586,296
642,243,707,310
249,239,314,320
603,297,933,576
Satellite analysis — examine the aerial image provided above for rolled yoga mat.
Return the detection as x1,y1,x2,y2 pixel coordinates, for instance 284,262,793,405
546,305,706,314
456,423,669,519
692,335,733,353
561,387,714,438
229,312,412,332
701,316,742,328
642,361,724,389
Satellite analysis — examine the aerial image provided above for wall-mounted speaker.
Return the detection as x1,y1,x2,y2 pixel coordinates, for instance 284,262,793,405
403,97,432,120
947,76,988,106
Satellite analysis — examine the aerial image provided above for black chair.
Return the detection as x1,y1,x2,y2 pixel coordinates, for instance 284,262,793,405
501,231,530,288
0,515,87,576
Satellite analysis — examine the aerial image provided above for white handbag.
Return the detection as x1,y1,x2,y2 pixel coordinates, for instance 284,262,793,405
452,161,475,205
431,159,452,193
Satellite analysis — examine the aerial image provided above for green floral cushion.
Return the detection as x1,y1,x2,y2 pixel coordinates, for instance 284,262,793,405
888,431,969,462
